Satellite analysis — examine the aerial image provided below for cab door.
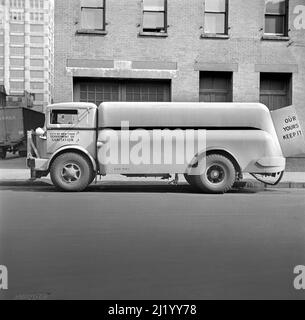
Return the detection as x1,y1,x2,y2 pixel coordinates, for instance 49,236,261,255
46,106,97,157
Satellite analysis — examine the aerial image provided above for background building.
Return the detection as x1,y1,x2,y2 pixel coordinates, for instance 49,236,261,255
0,0,54,111
54,0,305,166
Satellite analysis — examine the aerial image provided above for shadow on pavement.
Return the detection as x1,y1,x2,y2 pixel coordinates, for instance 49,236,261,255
0,179,262,194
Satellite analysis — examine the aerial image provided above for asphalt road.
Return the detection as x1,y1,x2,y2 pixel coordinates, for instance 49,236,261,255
0,179,305,300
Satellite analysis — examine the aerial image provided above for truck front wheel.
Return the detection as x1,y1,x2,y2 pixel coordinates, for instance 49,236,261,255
50,153,92,192
193,154,236,194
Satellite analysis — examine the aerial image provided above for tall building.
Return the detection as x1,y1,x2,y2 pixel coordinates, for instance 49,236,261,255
0,0,54,111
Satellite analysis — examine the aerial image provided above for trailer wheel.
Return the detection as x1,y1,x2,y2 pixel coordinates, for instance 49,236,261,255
50,153,91,192
193,154,236,194
0,148,7,160
19,150,27,158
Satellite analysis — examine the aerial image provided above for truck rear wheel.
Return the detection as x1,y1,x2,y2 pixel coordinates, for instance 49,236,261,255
0,148,7,160
193,154,236,194
50,153,91,192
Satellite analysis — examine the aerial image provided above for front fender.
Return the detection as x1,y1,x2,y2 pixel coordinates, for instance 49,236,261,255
47,145,97,172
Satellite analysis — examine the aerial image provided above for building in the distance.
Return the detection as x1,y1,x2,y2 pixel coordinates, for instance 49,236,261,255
0,0,54,111
54,0,305,166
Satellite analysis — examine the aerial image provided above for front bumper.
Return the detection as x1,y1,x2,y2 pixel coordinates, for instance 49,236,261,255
27,157,49,179
27,157,48,170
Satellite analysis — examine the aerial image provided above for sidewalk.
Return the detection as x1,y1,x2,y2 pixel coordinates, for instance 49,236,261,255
0,168,305,188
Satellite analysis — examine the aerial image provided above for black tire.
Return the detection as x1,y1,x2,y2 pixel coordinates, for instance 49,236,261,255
50,153,92,192
193,154,236,194
19,150,27,158
0,148,7,159
184,173,198,188
89,171,97,185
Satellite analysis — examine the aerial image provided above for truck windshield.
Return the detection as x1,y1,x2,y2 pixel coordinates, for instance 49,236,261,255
50,110,78,125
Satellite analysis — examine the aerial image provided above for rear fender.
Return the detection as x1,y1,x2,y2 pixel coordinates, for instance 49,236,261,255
187,147,241,174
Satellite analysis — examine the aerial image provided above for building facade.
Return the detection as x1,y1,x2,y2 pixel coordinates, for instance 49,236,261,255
54,0,305,126
0,0,54,111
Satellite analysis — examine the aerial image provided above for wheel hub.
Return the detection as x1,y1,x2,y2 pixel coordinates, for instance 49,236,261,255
61,163,81,183
207,165,225,184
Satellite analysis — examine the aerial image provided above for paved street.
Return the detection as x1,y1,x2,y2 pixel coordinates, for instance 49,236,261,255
0,174,305,300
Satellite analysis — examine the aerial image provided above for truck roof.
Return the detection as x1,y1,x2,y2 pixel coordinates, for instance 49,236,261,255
48,102,97,110
98,102,274,133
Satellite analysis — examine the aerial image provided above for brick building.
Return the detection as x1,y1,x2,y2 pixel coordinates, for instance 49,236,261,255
54,0,305,154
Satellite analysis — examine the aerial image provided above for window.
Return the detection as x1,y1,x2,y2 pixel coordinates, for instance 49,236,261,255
75,79,171,104
10,35,24,44
30,59,44,67
81,0,105,30
50,110,78,125
30,70,44,78
30,36,44,44
200,71,233,102
265,0,288,35
204,0,228,35
10,11,24,21
30,24,44,33
30,82,44,90
30,47,43,56
10,81,24,90
142,0,167,33
260,73,292,111
10,69,24,78
10,58,24,67
10,46,24,56
10,23,24,33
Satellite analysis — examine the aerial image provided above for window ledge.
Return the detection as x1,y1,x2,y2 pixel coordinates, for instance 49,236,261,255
201,33,229,39
76,29,107,36
262,34,290,41
138,31,168,37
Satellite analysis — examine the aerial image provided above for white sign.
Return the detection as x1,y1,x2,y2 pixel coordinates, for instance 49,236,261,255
271,105,305,157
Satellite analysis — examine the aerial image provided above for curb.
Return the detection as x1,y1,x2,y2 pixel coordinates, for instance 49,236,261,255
0,179,305,189
234,180,305,189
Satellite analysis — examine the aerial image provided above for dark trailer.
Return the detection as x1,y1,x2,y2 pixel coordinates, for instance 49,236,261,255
0,107,45,159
